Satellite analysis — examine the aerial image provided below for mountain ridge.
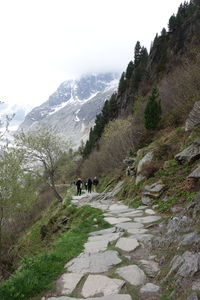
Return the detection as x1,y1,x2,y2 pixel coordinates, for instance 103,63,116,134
19,72,119,148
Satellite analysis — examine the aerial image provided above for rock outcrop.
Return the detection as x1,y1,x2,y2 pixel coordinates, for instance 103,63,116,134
175,138,200,164
185,101,200,131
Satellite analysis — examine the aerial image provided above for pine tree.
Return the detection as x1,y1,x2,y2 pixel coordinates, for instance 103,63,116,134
144,87,162,130
134,41,141,67
118,72,127,94
125,61,134,80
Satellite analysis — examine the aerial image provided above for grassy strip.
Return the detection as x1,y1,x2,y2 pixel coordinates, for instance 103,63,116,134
0,204,109,300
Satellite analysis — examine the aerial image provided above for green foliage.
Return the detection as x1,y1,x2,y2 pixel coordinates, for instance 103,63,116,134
144,87,162,130
118,72,127,94
0,204,109,300
83,93,118,158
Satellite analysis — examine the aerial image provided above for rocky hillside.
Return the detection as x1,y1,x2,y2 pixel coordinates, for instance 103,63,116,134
19,73,119,148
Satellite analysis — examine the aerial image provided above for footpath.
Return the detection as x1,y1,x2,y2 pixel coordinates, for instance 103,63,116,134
44,187,162,300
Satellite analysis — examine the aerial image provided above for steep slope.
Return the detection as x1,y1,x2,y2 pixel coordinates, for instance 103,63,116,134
19,73,119,148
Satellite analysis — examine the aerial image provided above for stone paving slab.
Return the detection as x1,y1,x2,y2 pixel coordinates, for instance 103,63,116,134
88,232,122,243
84,240,109,253
104,217,132,225
116,265,146,286
129,234,153,243
116,222,144,231
56,273,83,295
134,216,161,224
46,295,132,300
127,228,148,235
81,275,125,297
137,206,148,210
66,250,121,274
115,238,139,252
89,227,116,236
145,209,156,215
117,211,143,217
109,204,129,211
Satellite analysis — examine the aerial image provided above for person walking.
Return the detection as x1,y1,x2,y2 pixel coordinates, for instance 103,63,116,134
76,178,82,196
87,178,92,193
93,177,99,193
84,181,88,191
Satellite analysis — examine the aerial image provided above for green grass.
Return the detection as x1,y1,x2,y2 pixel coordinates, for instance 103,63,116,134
0,204,109,300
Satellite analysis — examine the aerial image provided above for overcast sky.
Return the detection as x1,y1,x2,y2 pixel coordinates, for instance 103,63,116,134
0,0,184,108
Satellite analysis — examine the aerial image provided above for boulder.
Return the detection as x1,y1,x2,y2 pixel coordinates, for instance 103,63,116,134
136,151,154,184
175,138,200,164
185,101,200,131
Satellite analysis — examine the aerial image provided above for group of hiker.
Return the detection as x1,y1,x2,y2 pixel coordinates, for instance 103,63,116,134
75,177,99,196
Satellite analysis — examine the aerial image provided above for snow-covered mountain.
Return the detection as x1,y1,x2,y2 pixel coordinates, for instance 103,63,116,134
19,73,119,148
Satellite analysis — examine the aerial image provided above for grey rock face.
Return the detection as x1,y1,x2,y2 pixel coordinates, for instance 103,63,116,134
175,138,200,164
179,232,200,246
188,165,200,178
168,251,200,278
185,101,200,131
19,73,119,148
66,250,121,274
186,293,199,300
167,216,193,234
192,279,200,291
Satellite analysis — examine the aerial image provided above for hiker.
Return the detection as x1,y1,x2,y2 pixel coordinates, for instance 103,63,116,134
87,178,93,193
93,177,99,193
84,181,88,191
76,178,82,196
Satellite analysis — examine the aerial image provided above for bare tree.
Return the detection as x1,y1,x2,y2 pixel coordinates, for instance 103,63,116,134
16,127,69,202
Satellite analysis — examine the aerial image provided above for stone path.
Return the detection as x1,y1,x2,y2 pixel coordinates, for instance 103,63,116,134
44,192,162,300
